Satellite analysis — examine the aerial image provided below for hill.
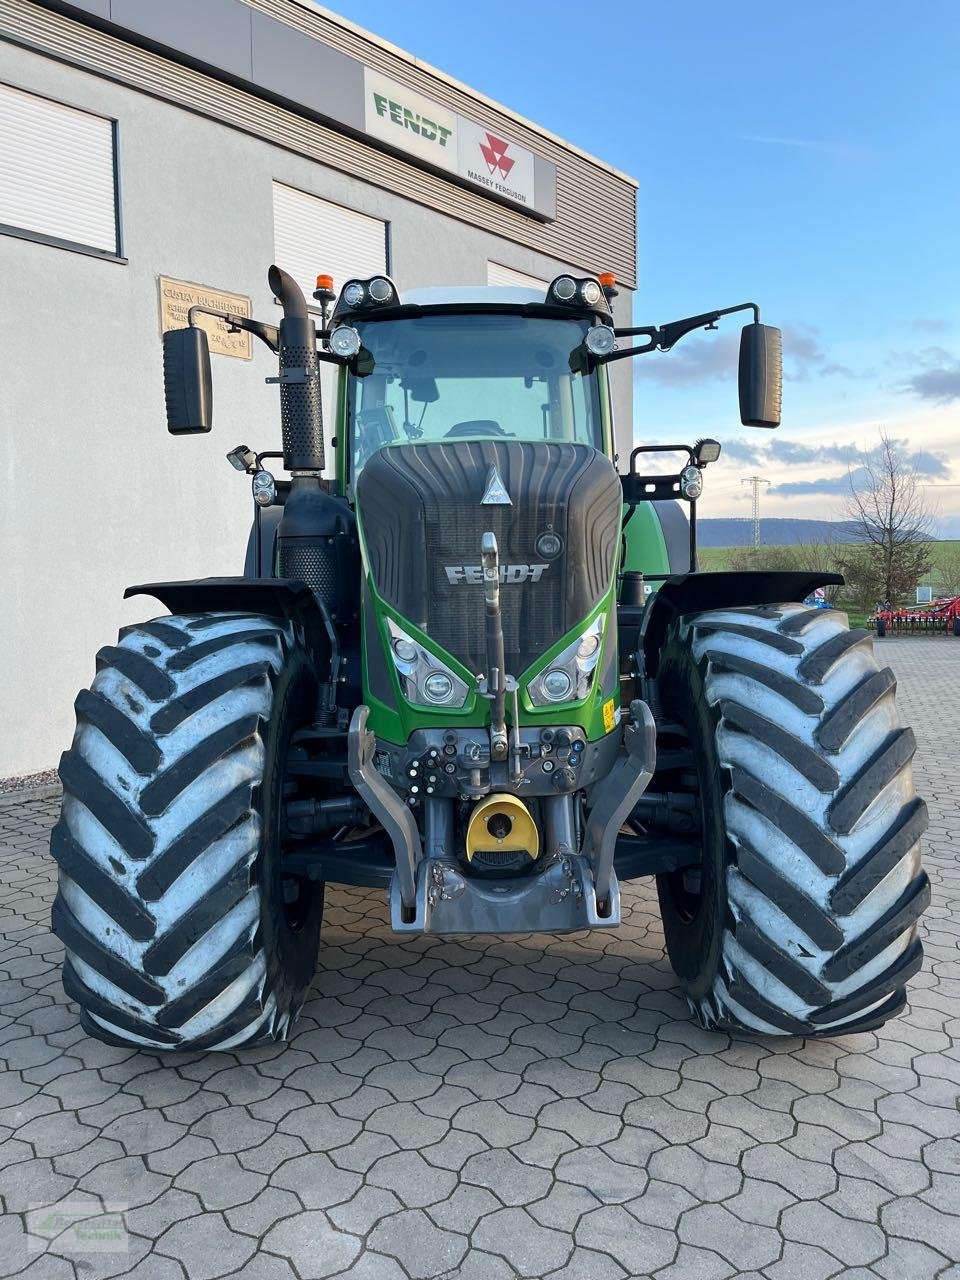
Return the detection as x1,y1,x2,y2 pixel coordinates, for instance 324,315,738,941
697,518,859,548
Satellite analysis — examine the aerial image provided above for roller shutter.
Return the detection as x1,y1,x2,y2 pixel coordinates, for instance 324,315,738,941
0,81,118,256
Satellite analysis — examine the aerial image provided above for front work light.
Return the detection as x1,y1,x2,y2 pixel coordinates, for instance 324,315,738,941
581,280,603,307
552,276,577,302
342,282,365,308
694,438,722,465
368,277,393,302
330,326,361,359
585,326,616,357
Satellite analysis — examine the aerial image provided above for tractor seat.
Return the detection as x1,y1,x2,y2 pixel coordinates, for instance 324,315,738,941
445,419,509,438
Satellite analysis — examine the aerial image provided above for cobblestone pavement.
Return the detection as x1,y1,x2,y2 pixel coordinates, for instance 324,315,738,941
1,637,958,1280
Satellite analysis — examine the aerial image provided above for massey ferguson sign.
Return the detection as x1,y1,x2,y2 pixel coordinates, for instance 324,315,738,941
364,69,537,212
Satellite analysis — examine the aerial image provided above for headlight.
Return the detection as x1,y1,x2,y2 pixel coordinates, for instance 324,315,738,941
540,669,573,702
329,326,361,358
680,464,703,500
368,276,393,302
251,470,276,507
423,671,454,703
342,282,365,307
392,637,418,663
527,614,605,707
580,280,602,306
585,325,616,357
385,620,468,708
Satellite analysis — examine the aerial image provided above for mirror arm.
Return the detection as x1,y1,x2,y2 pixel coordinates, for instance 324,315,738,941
605,302,761,363
187,305,280,353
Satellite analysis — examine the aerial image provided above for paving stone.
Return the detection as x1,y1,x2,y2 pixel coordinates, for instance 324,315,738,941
654,1245,735,1280
156,1212,257,1279
427,1182,499,1233
546,1245,628,1280
880,1195,960,1260
530,1181,601,1232
679,1201,781,1270
271,1152,362,1208
452,1099,535,1146
555,1144,641,1203
780,1200,885,1266
762,1241,844,1280
472,1205,572,1277
576,1204,676,1275
262,1210,361,1279
461,1147,552,1205
328,1184,403,1235
367,1208,467,1280
367,1149,457,1207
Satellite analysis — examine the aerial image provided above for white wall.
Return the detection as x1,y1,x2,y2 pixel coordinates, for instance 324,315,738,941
0,43,633,776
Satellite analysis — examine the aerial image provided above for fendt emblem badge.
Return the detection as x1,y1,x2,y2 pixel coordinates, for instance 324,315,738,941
481,464,511,506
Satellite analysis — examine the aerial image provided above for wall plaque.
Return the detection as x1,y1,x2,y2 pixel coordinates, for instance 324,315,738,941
158,276,253,359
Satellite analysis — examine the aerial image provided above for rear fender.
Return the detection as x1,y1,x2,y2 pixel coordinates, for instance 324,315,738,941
630,570,844,676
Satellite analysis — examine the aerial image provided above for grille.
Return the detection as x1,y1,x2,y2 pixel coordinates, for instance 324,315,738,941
357,440,622,676
427,503,563,676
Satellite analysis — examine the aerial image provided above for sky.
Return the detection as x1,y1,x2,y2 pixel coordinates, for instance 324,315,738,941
333,0,960,530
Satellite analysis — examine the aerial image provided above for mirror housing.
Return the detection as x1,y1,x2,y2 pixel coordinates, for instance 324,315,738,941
163,327,212,434
739,323,782,428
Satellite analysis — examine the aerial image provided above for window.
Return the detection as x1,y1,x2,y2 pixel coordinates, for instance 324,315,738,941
272,182,388,309
349,313,602,475
486,261,549,290
0,82,120,258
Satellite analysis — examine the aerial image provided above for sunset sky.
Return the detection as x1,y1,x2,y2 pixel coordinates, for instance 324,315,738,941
336,0,960,532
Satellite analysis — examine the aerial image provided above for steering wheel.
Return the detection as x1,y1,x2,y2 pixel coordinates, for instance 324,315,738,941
445,419,509,438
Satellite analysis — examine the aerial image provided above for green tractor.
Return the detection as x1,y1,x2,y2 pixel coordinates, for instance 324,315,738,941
51,266,928,1051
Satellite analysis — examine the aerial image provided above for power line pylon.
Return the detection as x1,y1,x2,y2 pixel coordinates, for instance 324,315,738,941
741,475,770,549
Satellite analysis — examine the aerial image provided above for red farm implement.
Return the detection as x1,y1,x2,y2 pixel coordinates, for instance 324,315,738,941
874,596,960,637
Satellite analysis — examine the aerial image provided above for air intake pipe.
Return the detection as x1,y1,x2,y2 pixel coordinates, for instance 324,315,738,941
268,264,324,474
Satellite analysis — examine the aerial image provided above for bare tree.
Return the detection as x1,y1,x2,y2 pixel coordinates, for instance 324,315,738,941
841,430,934,605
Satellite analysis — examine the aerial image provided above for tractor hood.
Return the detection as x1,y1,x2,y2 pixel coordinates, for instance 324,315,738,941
355,440,622,678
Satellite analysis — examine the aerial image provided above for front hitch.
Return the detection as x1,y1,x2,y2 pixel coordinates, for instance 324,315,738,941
480,532,509,761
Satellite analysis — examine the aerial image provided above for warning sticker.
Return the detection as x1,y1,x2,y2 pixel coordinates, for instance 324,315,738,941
602,698,617,733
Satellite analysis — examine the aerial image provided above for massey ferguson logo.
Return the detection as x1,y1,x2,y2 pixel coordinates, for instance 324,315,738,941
445,563,548,585
479,133,515,180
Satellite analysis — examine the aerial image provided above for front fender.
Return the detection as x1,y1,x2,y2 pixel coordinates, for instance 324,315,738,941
124,577,332,656
633,570,844,676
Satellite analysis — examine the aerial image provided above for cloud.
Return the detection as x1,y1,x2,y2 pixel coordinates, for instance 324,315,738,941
720,440,765,464
633,333,738,388
770,468,869,497
820,363,857,379
739,134,870,161
910,318,952,335
906,361,960,404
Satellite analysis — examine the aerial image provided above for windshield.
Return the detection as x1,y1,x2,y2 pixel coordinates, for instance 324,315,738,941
347,313,603,476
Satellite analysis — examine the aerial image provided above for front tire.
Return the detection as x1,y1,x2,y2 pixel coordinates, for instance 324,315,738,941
51,612,324,1051
656,604,929,1037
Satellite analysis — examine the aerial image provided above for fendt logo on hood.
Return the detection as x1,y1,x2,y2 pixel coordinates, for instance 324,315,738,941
479,133,515,180
445,563,548,586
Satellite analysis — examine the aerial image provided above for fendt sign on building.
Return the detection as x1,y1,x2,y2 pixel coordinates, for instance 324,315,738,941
364,69,537,211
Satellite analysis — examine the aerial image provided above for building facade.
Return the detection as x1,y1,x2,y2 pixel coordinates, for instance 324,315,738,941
0,0,638,776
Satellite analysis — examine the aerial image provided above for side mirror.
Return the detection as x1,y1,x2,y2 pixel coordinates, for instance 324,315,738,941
163,327,213,434
739,323,782,428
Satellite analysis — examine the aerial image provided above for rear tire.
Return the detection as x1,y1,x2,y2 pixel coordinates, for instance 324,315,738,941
656,604,929,1037
51,612,324,1051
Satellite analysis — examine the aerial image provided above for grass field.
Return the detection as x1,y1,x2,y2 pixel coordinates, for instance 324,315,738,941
697,541,960,629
